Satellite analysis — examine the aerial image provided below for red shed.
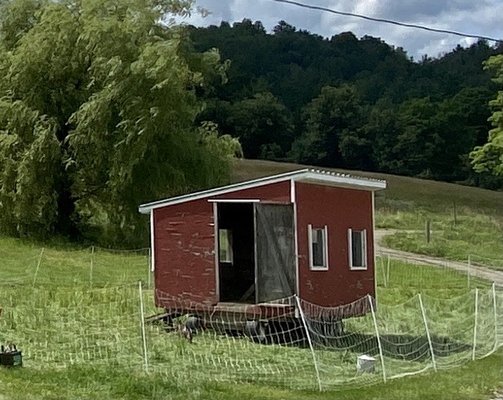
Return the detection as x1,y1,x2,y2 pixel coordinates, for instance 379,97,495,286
139,169,386,315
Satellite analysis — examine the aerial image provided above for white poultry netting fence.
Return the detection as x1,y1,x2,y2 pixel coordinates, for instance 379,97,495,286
1,284,501,391
0,252,502,391
375,253,502,289
146,285,503,391
0,245,152,288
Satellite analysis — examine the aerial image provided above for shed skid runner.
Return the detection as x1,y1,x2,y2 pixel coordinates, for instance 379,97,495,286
151,291,372,344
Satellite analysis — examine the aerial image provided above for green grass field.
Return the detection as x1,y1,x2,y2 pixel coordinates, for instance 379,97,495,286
0,235,502,399
1,159,503,399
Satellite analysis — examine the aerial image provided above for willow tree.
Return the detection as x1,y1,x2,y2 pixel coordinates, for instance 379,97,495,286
471,54,503,177
0,0,238,243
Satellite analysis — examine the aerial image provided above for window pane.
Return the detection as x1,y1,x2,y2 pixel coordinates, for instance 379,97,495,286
351,230,364,267
219,229,233,263
311,228,325,267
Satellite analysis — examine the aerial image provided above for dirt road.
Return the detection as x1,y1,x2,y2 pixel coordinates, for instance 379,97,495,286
374,229,503,286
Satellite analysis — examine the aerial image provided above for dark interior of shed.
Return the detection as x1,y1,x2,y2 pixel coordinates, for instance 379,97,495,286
217,203,255,303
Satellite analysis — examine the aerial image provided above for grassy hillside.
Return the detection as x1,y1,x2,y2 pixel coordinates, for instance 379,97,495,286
231,159,503,265
231,159,503,214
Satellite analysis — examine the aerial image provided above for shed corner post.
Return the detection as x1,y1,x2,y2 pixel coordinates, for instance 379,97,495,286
213,201,220,303
372,191,377,301
149,210,155,275
291,178,300,299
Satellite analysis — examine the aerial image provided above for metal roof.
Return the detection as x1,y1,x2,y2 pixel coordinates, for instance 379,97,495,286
138,168,386,214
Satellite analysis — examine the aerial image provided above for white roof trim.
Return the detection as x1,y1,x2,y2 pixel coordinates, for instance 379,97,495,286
298,171,386,190
207,199,261,203
138,168,386,214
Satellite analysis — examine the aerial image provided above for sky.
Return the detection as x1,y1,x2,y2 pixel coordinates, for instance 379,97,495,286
183,0,503,60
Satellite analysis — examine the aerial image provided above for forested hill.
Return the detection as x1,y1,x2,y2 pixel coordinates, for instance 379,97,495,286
189,20,503,189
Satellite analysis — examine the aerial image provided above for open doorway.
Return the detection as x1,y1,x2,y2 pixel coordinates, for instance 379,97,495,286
217,203,255,303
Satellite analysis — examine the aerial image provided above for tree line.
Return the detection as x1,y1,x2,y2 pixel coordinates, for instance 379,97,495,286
1,3,502,246
190,20,503,188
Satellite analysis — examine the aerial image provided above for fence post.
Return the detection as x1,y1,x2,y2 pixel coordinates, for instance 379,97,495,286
472,288,479,361
90,246,95,287
368,294,386,382
379,256,386,288
32,247,45,287
139,281,149,373
295,295,322,392
467,255,471,289
418,294,437,372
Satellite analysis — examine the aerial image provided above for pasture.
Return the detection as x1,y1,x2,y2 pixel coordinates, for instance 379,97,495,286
1,160,503,398
0,235,502,399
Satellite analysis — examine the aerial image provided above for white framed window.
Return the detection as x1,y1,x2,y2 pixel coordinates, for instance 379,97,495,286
348,229,367,270
308,224,329,270
218,229,233,264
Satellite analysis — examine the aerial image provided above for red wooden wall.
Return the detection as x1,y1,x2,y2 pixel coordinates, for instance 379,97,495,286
295,182,375,307
153,179,375,308
215,180,290,203
153,199,216,305
153,181,291,306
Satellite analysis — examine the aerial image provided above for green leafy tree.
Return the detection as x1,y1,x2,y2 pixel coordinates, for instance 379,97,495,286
291,85,368,168
471,55,503,177
227,92,293,159
0,0,237,244
388,98,440,177
364,100,402,172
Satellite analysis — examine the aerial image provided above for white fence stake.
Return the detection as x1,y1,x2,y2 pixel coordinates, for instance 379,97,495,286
32,247,45,287
147,249,152,289
492,283,498,352
472,288,479,361
89,246,95,287
139,281,149,373
368,294,386,383
418,294,437,372
386,255,391,288
295,295,322,392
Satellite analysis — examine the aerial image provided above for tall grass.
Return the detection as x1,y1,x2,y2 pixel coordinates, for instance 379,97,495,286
380,213,503,268
1,242,501,396
0,236,150,287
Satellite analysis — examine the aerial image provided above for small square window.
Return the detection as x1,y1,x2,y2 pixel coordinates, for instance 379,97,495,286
219,229,233,264
349,229,367,270
309,225,328,270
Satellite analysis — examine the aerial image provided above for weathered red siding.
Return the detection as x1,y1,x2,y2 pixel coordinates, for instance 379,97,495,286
295,182,375,307
153,178,376,309
213,181,291,203
153,181,291,307
153,199,216,305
